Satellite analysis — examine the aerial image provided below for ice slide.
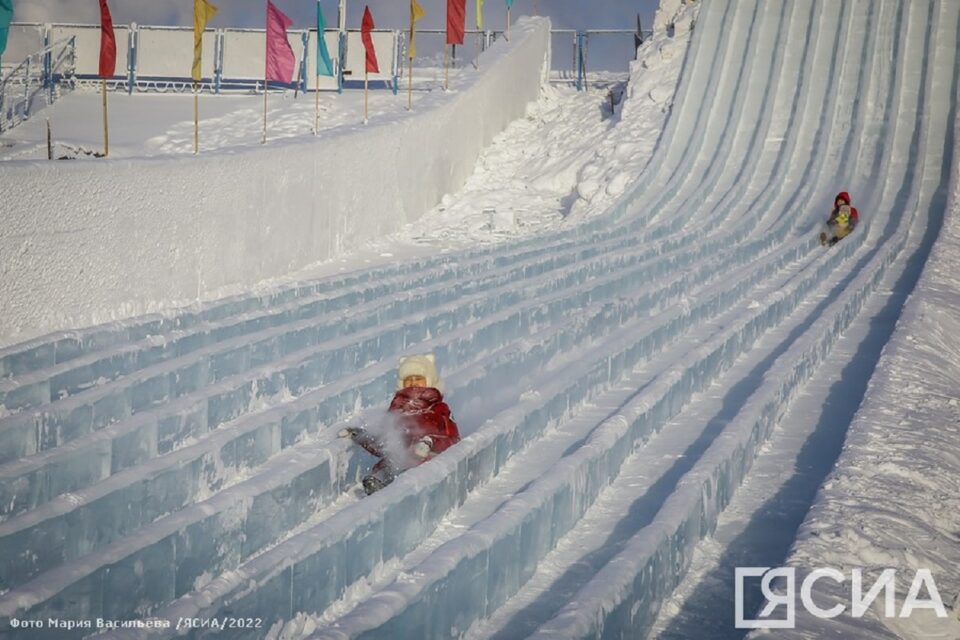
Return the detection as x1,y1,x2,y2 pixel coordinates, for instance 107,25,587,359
0,0,958,638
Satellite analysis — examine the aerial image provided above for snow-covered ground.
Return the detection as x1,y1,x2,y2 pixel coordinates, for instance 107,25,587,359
1,89,398,160
1,0,959,639
0,71,461,161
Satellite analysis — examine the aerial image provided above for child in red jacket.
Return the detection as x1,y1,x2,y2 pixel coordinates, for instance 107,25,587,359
340,354,460,495
820,191,860,246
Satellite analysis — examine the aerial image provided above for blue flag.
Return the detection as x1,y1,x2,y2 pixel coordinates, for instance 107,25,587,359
316,1,334,77
505,0,514,8
0,0,14,62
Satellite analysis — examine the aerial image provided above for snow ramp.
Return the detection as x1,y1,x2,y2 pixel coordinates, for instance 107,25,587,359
0,0,958,638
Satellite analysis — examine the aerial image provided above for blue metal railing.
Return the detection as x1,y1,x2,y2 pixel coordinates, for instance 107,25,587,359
2,22,654,106
0,36,76,132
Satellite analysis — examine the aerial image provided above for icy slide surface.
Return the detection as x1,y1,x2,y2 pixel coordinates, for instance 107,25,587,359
0,0,958,638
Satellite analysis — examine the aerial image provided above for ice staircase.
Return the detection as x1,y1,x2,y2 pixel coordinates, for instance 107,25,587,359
0,0,958,638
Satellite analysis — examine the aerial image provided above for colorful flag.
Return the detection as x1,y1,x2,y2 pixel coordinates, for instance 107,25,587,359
316,1,334,76
409,0,426,60
361,5,379,74
505,0,514,8
98,0,116,78
265,0,295,83
192,0,218,82
476,0,485,30
447,0,466,46
0,0,13,63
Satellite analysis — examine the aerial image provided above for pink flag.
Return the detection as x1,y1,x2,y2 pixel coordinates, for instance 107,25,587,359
265,0,295,83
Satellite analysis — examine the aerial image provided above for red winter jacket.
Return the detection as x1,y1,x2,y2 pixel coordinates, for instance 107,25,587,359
355,387,460,465
387,386,460,454
832,191,859,226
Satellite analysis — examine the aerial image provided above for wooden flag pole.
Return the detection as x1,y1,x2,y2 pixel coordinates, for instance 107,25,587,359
315,75,320,133
101,79,109,157
534,0,538,16
193,82,200,154
364,68,369,123
262,80,268,144
475,7,481,70
506,7,511,40
444,45,449,90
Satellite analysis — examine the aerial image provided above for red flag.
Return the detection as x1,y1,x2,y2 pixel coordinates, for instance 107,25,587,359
361,5,379,74
446,0,466,45
98,0,116,78
265,0,295,83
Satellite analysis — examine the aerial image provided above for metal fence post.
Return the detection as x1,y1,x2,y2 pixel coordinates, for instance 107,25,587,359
391,30,400,96
43,25,52,101
572,31,577,82
67,36,76,88
127,24,137,94
24,57,31,118
214,29,224,94
576,31,585,91
634,16,645,54
299,30,309,93
582,31,589,91
337,30,346,94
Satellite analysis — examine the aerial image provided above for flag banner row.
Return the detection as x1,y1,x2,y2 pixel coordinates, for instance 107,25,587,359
7,0,523,84
22,0,520,152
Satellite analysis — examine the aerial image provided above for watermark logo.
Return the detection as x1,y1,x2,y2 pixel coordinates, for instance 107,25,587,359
735,567,948,629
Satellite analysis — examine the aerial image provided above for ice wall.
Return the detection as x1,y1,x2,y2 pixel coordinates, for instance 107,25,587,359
0,18,551,349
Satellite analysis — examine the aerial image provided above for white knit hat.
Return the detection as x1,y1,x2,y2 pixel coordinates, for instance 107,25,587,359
397,353,441,390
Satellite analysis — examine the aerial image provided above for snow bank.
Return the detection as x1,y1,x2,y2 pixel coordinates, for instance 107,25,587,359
0,18,551,349
754,105,960,639
568,0,699,216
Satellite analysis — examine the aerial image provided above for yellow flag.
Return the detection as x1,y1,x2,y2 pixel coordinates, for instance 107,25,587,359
476,0,485,29
192,0,218,81
409,0,426,60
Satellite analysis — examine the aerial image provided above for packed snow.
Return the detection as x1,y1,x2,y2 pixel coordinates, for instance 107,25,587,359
1,0,959,639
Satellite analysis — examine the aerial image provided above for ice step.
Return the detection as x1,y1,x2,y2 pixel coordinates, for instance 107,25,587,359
0,223,808,622
0,232,630,464
309,238,859,640
83,236,823,637
0,170,804,515
0,232,766,592
0,225,735,521
0,234,589,417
